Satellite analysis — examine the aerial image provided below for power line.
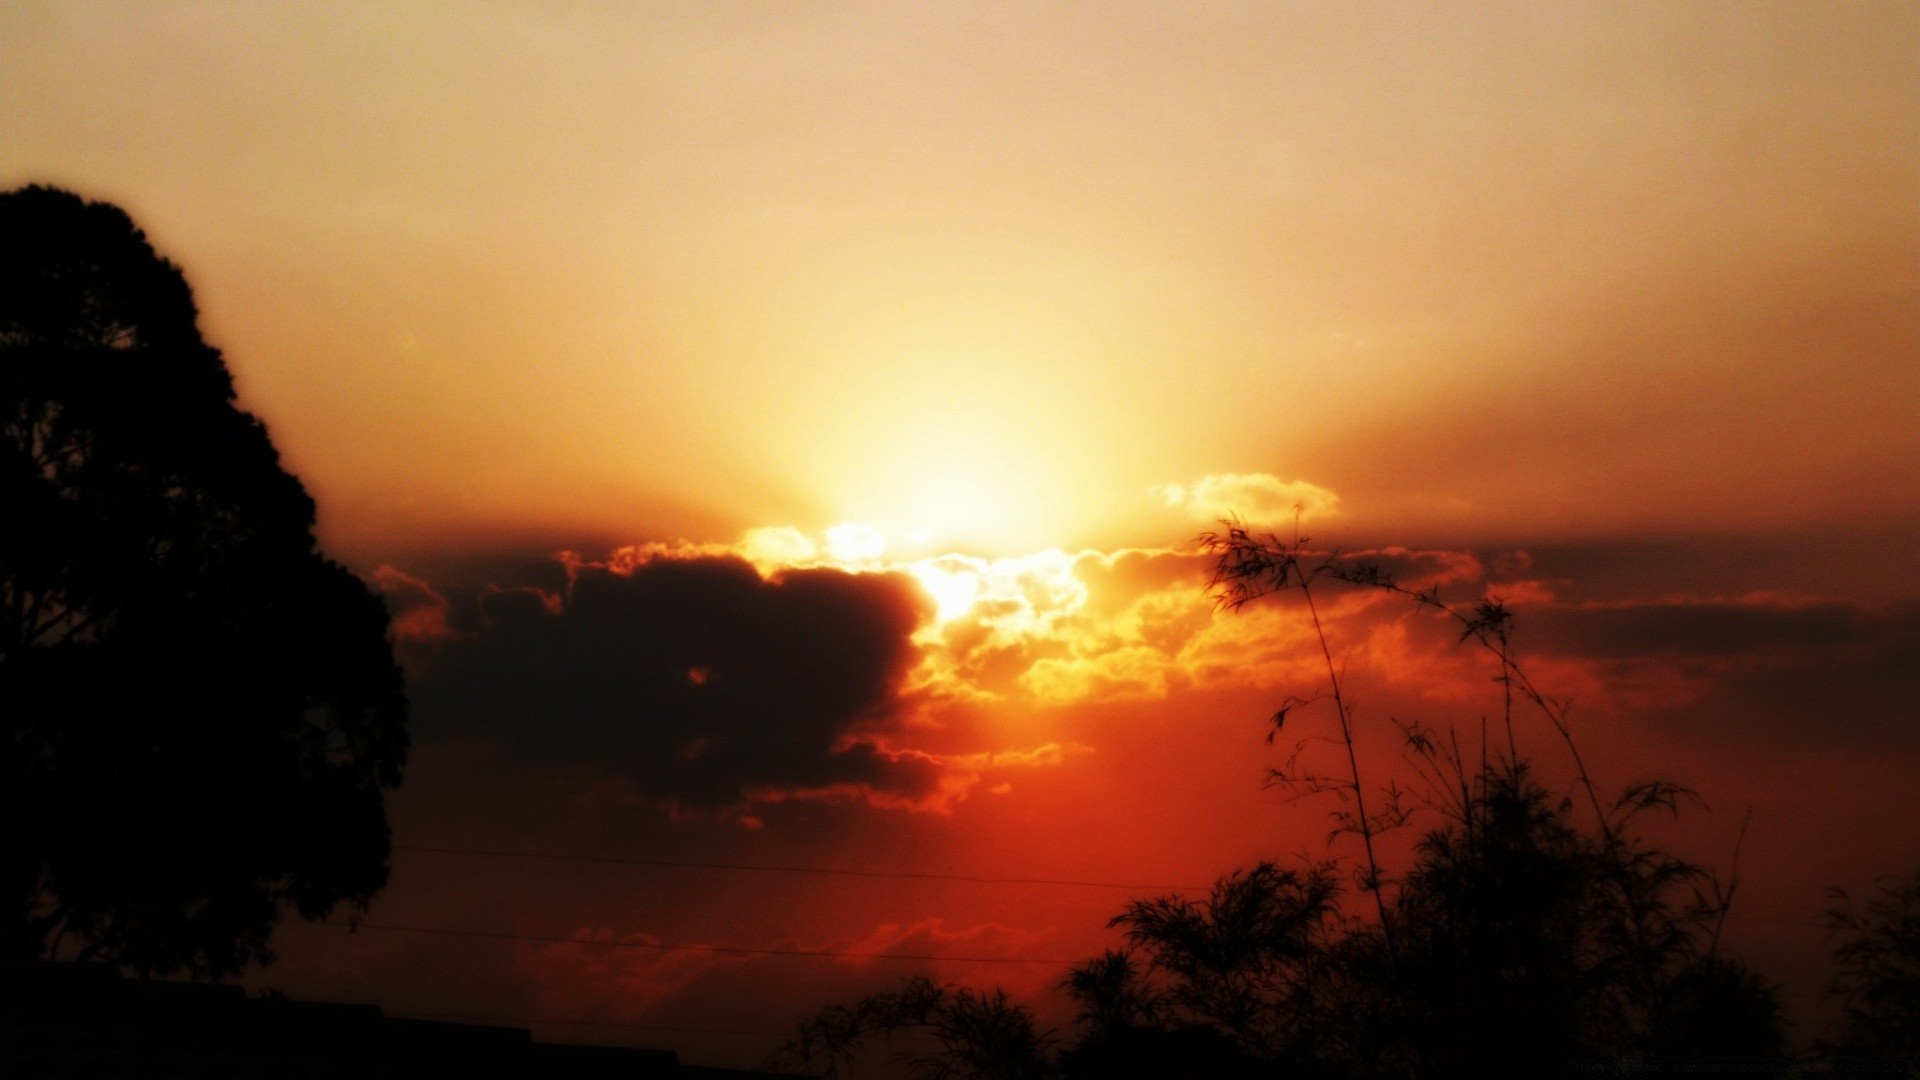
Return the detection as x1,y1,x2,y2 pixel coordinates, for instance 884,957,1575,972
294,920,1085,967
391,1010,789,1040
396,843,1205,893
392,844,1832,928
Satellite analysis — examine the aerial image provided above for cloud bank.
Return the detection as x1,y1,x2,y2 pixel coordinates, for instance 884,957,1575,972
404,551,937,810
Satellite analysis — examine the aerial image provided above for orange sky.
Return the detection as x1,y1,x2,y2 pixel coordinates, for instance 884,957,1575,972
5,2,1916,1069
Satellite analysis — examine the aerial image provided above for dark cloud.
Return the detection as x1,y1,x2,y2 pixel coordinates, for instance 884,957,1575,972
1342,546,1486,591
371,565,453,647
1637,601,1920,749
405,553,936,807
1494,529,1920,605
1520,598,1866,659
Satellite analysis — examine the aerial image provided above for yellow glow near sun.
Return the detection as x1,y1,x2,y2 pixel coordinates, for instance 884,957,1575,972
824,522,887,563
821,437,1056,556
739,526,819,565
902,549,1090,634
726,521,1097,634
911,563,983,624
902,470,1002,538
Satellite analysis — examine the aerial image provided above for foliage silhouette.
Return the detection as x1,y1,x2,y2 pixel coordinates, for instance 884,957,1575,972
1370,762,1782,1072
766,974,1053,1080
771,526,1791,1077
1098,861,1341,1067
1,186,408,978
1057,949,1268,1078
1822,869,1920,1058
1047,759,1786,1077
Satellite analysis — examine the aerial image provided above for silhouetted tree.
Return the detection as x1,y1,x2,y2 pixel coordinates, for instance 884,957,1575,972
1194,528,1787,1073
2,186,408,978
1047,764,1784,1078
1373,761,1784,1073
768,975,1053,1080
1822,869,1920,1059
1094,862,1341,1067
1645,953,1785,1061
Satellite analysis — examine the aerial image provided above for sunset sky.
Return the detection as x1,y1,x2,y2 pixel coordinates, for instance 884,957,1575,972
4,1,1916,1068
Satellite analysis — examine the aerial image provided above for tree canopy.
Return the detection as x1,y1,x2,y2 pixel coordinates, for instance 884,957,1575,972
1823,869,1920,1059
2,185,408,978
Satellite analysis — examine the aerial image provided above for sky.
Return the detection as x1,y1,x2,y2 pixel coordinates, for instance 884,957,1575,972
4,0,1917,1069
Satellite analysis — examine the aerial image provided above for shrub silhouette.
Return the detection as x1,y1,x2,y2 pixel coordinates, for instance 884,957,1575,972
1097,862,1341,1067
1368,762,1783,1072
1,186,408,978
771,525,1788,1077
1822,869,1920,1059
1050,760,1785,1077
767,974,1053,1080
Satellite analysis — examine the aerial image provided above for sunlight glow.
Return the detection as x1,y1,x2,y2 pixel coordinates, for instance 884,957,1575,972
739,526,818,565
824,522,886,563
911,563,983,625
814,436,1065,556
740,522,1098,634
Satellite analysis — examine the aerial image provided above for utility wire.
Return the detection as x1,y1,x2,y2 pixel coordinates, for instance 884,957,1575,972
396,843,1203,893
390,1010,789,1039
391,843,1833,927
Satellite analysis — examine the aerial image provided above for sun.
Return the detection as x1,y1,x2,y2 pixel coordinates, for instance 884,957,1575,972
818,436,1061,557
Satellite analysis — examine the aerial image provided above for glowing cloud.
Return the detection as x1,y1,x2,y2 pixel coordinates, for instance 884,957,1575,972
825,522,887,564
1155,473,1341,527
739,526,819,567
370,565,452,646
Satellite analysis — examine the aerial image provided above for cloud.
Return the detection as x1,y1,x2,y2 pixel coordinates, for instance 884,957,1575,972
1154,473,1341,527
1189,569,1920,753
516,926,733,1021
1565,599,1920,749
906,544,1495,706
1519,596,1867,660
898,544,1475,707
371,564,453,646
393,522,1918,823
409,550,940,811
387,531,1154,817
